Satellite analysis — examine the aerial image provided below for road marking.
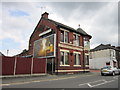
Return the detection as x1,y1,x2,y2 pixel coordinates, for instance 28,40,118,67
79,79,115,88
87,83,92,88
88,80,115,88
113,76,118,79
78,79,105,86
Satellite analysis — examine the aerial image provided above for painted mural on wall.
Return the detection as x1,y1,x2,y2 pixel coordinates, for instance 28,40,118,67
33,34,56,58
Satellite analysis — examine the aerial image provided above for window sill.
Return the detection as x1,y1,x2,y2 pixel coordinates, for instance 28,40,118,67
85,65,89,67
60,42,82,47
74,65,81,67
60,65,70,67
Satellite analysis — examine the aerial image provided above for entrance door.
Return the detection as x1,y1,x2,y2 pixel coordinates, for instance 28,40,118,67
47,58,54,74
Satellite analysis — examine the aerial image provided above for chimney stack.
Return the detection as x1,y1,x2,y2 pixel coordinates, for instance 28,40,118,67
41,12,49,19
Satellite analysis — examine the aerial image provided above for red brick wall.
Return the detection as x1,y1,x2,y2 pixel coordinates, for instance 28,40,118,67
56,29,86,73
28,18,58,56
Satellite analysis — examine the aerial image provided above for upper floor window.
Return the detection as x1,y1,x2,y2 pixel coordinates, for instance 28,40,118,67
73,34,80,46
60,30,68,43
60,30,64,42
84,37,89,47
65,32,68,43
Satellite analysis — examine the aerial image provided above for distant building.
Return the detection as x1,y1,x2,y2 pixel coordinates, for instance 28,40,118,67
18,12,92,74
89,44,120,69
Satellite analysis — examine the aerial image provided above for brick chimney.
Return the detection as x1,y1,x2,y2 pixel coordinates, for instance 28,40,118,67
41,12,49,19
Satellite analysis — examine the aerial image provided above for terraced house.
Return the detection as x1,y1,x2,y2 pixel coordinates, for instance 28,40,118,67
18,12,92,74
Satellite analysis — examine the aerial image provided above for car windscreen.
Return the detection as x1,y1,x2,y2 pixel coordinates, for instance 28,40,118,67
102,66,111,69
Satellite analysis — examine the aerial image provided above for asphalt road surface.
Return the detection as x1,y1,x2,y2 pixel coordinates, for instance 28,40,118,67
1,72,119,89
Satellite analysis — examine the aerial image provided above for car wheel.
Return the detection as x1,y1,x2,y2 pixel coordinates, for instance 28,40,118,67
112,72,115,76
101,73,104,76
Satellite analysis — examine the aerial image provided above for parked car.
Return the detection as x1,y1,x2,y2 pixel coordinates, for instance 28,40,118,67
101,66,120,76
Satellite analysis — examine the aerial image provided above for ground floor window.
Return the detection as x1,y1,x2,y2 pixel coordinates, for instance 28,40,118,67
74,53,81,65
60,51,69,65
85,55,89,65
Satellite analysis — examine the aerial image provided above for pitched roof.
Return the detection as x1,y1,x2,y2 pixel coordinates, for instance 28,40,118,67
90,44,120,52
42,17,92,38
0,52,4,56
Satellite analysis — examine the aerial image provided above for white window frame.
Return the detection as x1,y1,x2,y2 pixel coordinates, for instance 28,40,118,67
60,28,69,43
73,52,81,66
84,37,89,47
85,53,89,65
60,49,70,66
73,33,80,46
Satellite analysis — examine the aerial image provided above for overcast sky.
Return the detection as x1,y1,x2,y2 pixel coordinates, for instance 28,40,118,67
0,0,119,56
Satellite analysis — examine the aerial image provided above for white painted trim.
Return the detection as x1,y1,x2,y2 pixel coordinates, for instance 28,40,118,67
73,51,81,54
59,42,83,48
85,53,89,55
85,65,89,67
58,43,83,51
74,65,81,67
60,49,69,52
60,65,70,67
39,29,52,37
73,33,81,36
60,28,69,32
55,69,89,72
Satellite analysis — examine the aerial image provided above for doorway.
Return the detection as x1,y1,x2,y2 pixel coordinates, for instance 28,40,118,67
47,58,55,74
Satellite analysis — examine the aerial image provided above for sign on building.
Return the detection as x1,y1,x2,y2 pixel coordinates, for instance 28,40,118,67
33,34,56,58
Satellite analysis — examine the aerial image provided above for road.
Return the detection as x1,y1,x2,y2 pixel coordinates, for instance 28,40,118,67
1,72,119,89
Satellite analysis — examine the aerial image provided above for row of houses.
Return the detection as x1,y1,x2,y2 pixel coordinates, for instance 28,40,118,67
2,12,120,75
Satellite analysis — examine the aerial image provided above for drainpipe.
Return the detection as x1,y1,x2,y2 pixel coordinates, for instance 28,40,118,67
83,37,85,73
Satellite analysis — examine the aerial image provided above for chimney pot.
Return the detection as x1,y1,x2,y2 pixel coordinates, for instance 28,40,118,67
42,12,49,19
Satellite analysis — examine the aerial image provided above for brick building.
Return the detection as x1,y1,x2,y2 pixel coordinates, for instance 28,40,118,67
18,12,92,74
89,44,120,69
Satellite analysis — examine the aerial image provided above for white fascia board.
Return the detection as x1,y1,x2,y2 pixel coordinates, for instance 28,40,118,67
39,29,52,37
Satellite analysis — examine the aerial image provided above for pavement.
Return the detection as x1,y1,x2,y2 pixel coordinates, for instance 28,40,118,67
2,71,95,85
1,70,101,84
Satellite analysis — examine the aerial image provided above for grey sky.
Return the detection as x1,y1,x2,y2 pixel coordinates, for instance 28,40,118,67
0,1,119,56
